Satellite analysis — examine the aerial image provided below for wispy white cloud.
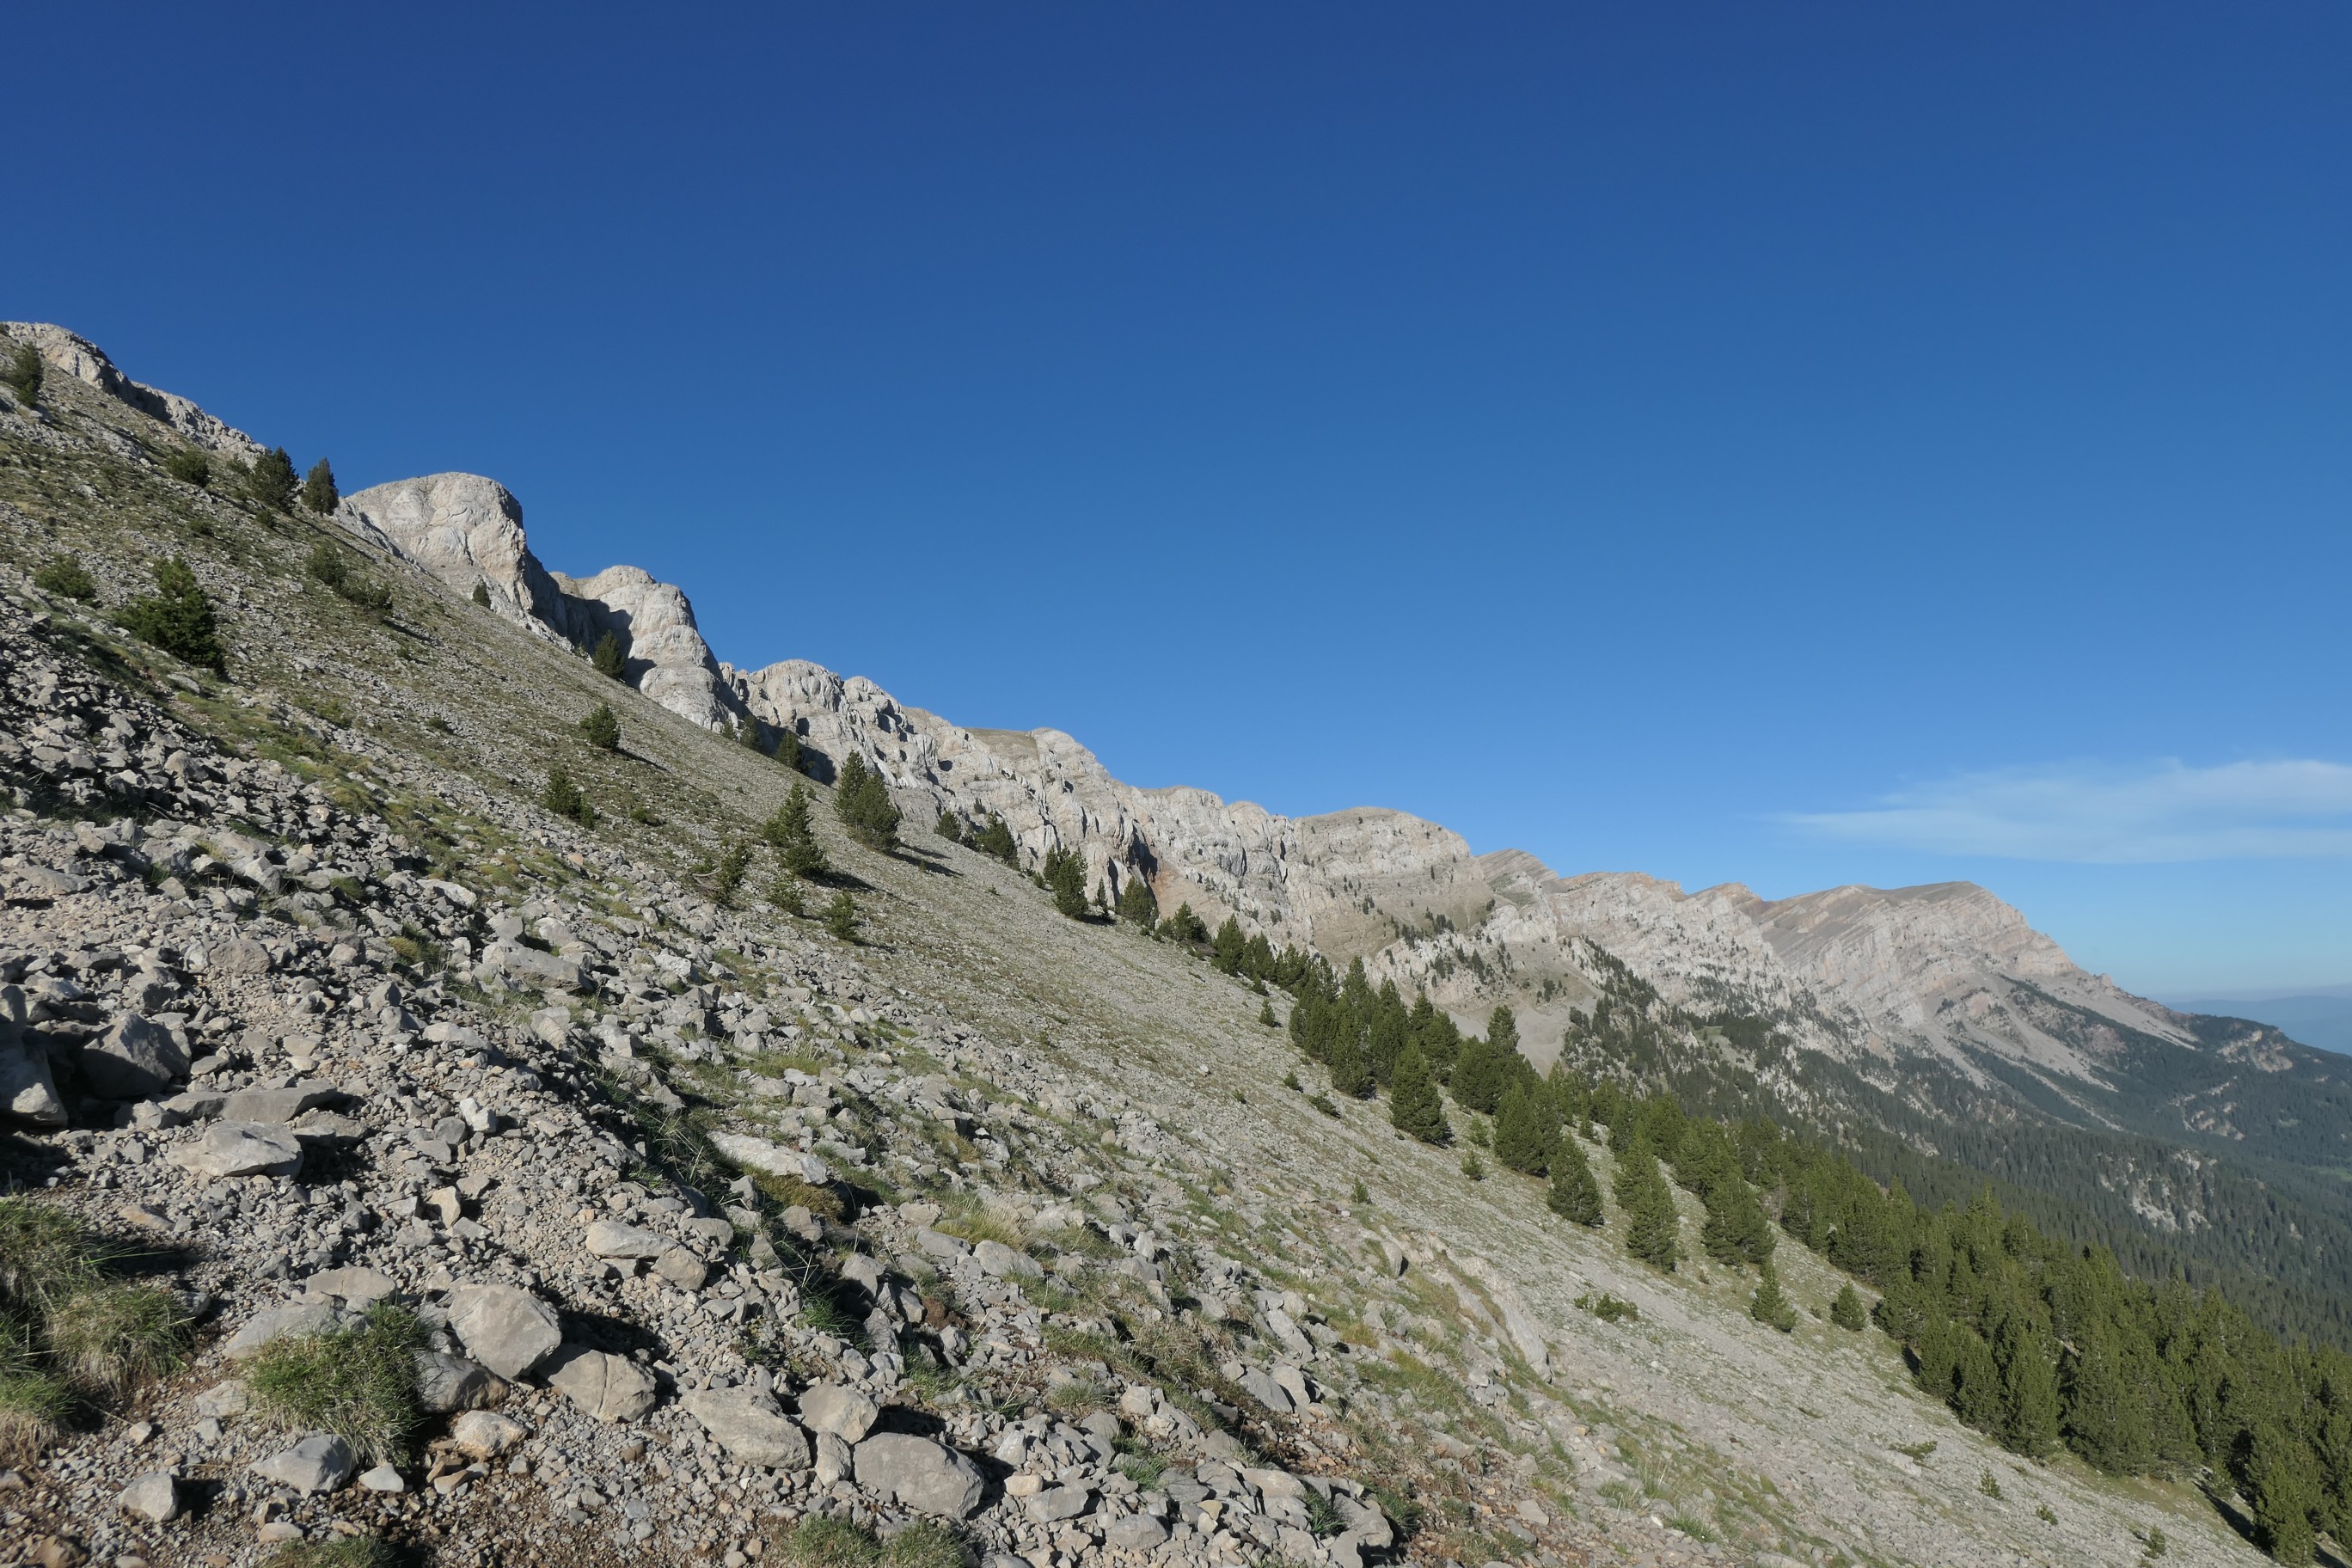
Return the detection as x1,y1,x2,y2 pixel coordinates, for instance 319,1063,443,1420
1782,759,2352,862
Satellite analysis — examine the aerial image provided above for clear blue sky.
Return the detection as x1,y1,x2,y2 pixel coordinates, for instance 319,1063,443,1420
14,3,2349,994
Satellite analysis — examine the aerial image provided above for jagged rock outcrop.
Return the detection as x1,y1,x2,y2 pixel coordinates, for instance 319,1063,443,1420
340,474,737,731
0,322,264,459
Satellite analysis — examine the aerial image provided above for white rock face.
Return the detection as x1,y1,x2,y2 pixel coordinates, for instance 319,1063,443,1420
0,322,264,458
340,475,738,732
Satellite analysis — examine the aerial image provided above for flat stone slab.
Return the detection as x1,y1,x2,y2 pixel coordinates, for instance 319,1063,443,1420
682,1386,810,1468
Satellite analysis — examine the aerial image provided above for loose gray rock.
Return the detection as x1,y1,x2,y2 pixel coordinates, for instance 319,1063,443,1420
652,1246,707,1290
973,1239,1041,1278
1026,1483,1093,1522
218,1081,336,1123
547,1347,658,1423
584,1220,670,1259
1105,1515,1168,1550
450,1409,529,1460
80,1013,190,1099
797,1381,879,1442
207,936,273,975
681,1386,811,1468
480,940,585,992
251,1434,355,1495
115,1471,180,1522
358,1463,407,1493
0,1024,64,1124
224,1303,340,1362
447,1283,561,1380
412,1351,503,1414
854,1432,984,1519
302,1266,397,1308
172,1120,303,1179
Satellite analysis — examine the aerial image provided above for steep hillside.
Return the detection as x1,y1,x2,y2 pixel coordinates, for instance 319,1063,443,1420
0,322,2332,1568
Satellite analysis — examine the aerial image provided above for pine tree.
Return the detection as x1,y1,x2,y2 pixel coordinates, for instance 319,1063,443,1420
33,554,95,601
2242,1422,2321,1565
248,445,298,512
824,890,861,943
1116,873,1158,928
1388,1045,1450,1144
1830,1283,1868,1332
592,630,627,678
1042,847,1089,919
834,753,902,850
1493,1083,1561,1175
1161,903,1208,944
773,726,804,771
1616,1136,1681,1272
163,446,211,487
769,873,806,917
1749,1261,1798,1332
1211,916,1246,973
2061,1315,2157,1474
762,781,830,878
1449,1031,1513,1115
738,718,769,754
471,580,493,607
542,767,593,825
934,809,965,842
1330,1031,1374,1099
301,456,340,512
1547,1136,1604,1226
120,556,227,674
973,814,1019,866
579,702,621,750
1699,1151,1774,1267
1995,1308,2061,1458
711,844,752,908
1258,998,1278,1027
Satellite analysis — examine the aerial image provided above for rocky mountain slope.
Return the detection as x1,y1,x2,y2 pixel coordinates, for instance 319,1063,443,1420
0,321,2306,1568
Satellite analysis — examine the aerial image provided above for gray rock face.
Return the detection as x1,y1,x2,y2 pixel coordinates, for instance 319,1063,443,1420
173,1121,303,1179
681,1386,811,1468
447,1283,562,1380
80,1013,189,1099
854,1432,985,1519
339,474,738,732
796,1382,879,1442
0,322,264,456
547,1347,658,1424
115,1471,181,1522
251,1434,356,1495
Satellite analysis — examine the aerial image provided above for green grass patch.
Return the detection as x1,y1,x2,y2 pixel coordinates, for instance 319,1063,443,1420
247,1303,428,1464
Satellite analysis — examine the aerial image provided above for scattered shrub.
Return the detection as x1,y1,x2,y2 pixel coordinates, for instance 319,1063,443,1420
971,814,1019,867
824,889,861,942
120,555,226,674
769,873,807,917
579,702,621,750
1460,1150,1486,1181
1830,1282,1867,1331
1308,1093,1339,1118
592,630,628,678
32,554,96,602
247,1303,427,1464
2,343,43,408
543,767,595,826
712,844,753,908
471,581,492,607
1979,1471,2003,1499
301,456,340,513
763,781,830,878
162,446,212,487
305,542,391,616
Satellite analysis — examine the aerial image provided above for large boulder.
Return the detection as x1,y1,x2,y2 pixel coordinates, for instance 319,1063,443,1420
681,1387,811,1468
479,942,585,993
446,1284,561,1381
854,1433,985,1519
584,1221,671,1259
79,1014,189,1099
172,1122,303,1180
547,1347,658,1424
707,1131,830,1185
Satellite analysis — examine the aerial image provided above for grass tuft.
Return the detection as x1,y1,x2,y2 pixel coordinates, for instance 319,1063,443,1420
48,1282,187,1395
248,1303,428,1465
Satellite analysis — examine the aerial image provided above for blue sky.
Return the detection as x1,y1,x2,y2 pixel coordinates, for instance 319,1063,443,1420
12,3,2349,994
